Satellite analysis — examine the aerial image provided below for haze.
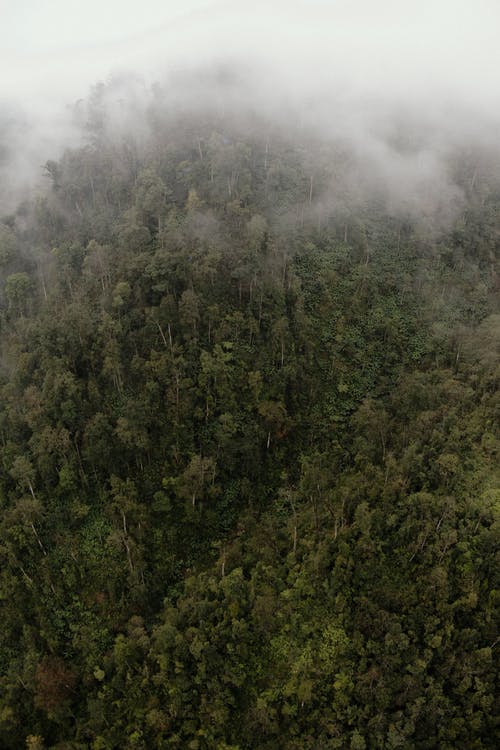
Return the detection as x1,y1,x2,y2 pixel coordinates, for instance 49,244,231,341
1,0,499,215
2,1,499,111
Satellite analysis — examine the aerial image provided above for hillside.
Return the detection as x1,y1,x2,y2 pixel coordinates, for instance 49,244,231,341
0,84,498,749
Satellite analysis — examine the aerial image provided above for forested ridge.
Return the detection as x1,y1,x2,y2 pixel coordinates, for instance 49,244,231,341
0,82,498,749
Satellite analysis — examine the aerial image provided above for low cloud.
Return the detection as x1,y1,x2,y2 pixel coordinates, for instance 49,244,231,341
1,1,499,218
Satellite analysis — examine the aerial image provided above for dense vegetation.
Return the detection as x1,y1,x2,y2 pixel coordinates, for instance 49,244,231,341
0,82,498,749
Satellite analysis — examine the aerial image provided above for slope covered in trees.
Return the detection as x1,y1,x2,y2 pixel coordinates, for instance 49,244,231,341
0,81,498,749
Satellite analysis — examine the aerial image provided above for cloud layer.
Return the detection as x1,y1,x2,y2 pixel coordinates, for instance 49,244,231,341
1,1,499,216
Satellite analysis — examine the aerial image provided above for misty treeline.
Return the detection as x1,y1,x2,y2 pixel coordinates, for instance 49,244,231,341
0,74,498,749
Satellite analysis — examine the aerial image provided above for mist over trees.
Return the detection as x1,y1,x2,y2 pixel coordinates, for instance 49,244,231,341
0,63,498,749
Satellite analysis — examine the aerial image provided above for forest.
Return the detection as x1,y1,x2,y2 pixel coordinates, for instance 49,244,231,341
0,78,498,749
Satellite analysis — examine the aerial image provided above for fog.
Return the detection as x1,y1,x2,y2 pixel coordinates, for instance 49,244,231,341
1,0,500,217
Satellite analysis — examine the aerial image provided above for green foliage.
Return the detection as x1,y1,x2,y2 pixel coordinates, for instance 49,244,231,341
0,89,498,749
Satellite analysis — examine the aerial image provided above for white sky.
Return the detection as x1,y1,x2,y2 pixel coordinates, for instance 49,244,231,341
0,0,499,216
1,1,213,52
1,0,214,105
1,0,499,115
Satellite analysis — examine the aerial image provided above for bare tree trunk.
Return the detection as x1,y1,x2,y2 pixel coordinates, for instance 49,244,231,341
19,565,34,586
31,522,47,556
39,268,48,301
156,321,168,349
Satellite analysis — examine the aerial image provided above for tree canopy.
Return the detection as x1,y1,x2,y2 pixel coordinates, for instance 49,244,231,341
0,81,498,749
